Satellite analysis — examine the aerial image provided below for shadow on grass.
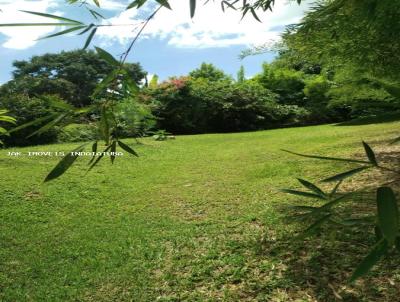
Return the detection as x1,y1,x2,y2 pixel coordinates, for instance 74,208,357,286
335,112,400,126
256,146,400,301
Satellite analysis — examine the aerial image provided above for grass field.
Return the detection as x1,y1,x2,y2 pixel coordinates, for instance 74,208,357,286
1,121,400,301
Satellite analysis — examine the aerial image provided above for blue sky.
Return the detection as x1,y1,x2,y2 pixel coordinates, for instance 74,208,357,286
0,0,311,84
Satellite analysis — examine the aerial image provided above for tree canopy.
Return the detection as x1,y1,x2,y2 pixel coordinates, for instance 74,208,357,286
0,50,147,107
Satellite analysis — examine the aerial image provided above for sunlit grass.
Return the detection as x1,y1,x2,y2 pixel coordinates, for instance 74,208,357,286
1,121,400,301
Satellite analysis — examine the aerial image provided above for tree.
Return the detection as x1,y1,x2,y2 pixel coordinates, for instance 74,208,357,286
237,65,245,83
280,0,400,80
149,74,159,88
189,63,230,82
255,63,305,106
0,50,147,107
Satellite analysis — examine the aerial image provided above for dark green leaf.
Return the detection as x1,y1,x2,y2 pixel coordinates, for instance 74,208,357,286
89,9,105,20
110,140,117,164
38,25,86,40
155,0,171,9
88,144,112,172
27,113,68,138
250,8,261,22
190,0,196,18
93,0,100,7
282,149,370,164
7,115,56,134
362,141,378,166
40,95,74,111
118,140,139,157
377,187,399,244
79,24,95,35
127,0,147,9
88,141,98,165
350,239,388,282
20,10,83,24
83,27,97,49
44,144,86,182
0,23,80,27
100,106,110,145
92,69,119,98
95,46,119,66
322,166,369,183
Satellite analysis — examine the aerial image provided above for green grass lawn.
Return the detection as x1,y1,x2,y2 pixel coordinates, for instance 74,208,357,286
1,121,400,301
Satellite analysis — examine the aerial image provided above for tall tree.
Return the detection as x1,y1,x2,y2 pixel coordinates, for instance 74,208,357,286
237,65,245,83
0,50,147,107
189,63,230,82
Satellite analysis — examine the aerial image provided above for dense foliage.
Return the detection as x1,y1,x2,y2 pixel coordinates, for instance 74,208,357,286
0,50,146,107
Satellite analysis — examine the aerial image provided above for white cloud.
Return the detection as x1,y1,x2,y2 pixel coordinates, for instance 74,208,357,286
97,0,312,48
0,0,60,49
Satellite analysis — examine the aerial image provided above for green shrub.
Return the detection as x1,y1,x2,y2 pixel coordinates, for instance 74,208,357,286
114,98,156,138
0,94,60,146
328,84,400,119
57,123,99,143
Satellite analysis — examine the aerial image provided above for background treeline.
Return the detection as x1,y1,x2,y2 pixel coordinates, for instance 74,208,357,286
1,46,399,146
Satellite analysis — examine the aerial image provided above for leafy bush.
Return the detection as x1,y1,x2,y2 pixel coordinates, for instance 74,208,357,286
0,94,61,146
144,76,309,134
303,76,334,122
328,83,400,120
57,123,99,143
255,64,306,105
114,98,156,138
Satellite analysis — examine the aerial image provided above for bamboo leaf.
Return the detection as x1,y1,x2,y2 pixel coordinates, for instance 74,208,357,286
20,10,83,24
110,140,117,164
27,113,68,138
0,23,80,27
38,25,86,40
190,0,196,18
79,24,95,35
7,114,57,134
376,187,399,244
127,0,147,10
155,0,171,9
118,140,139,157
350,239,388,282
44,144,86,182
87,144,112,172
95,46,119,66
88,141,98,165
83,27,97,49
100,106,110,145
